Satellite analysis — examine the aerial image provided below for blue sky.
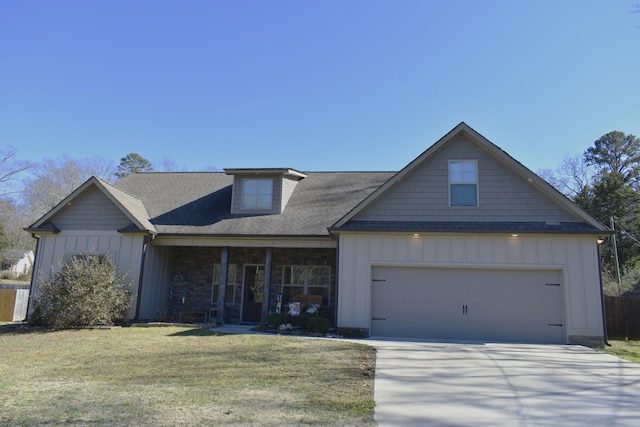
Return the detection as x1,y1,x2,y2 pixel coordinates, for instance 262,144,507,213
1,1,638,175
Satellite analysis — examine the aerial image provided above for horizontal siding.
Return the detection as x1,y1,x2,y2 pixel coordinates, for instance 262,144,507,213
281,176,299,212
355,134,577,223
52,186,131,230
337,233,603,342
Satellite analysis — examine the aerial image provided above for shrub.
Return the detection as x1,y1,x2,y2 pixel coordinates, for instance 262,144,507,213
337,327,367,339
267,312,285,327
306,316,330,334
32,254,133,329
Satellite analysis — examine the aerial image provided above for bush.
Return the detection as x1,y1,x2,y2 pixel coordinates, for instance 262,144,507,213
267,312,285,327
32,254,133,329
306,316,330,334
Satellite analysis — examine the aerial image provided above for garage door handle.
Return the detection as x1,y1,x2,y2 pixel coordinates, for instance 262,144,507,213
547,323,563,327
372,317,386,321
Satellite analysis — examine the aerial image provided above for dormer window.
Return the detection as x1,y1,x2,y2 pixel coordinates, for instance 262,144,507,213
449,160,478,207
241,178,273,210
225,168,307,215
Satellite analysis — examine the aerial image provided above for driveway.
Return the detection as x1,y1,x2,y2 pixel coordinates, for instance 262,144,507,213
369,339,640,426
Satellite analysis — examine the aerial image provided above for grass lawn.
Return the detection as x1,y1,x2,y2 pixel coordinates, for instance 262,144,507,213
0,325,376,426
605,339,640,364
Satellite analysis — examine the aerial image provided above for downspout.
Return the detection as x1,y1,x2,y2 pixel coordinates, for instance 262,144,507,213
134,234,155,321
597,240,611,347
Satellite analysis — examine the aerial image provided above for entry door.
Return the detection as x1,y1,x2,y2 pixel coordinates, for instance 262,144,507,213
242,265,264,322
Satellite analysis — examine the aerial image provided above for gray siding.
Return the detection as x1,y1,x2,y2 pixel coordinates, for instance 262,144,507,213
51,186,132,230
281,176,299,212
29,231,145,319
355,134,577,223
137,245,172,319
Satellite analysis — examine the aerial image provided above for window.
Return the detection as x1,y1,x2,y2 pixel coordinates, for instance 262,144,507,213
212,264,237,305
449,160,478,206
241,178,273,210
282,265,331,306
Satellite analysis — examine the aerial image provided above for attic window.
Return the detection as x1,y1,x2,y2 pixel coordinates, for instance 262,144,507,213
449,160,478,207
241,178,273,210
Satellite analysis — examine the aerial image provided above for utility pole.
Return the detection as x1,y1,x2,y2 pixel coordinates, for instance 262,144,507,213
611,217,622,295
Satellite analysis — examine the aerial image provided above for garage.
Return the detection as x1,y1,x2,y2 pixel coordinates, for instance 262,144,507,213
371,266,565,343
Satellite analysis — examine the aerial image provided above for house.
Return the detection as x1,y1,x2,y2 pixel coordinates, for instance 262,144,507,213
1,249,34,277
25,123,609,345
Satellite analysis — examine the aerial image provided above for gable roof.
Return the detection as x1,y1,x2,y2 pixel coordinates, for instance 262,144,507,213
331,122,609,234
25,177,156,235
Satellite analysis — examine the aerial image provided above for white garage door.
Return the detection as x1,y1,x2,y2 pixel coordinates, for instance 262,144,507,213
371,266,564,344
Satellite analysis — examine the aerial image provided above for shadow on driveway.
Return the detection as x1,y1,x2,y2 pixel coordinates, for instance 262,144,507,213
367,339,640,426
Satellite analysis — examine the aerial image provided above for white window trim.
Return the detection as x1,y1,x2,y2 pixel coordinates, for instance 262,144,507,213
241,178,273,210
448,159,479,207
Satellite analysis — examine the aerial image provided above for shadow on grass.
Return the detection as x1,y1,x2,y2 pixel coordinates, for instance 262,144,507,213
168,327,232,337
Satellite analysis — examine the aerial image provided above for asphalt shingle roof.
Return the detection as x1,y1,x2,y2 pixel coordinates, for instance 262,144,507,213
115,171,395,237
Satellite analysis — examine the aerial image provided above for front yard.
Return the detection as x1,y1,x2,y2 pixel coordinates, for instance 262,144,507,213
0,325,376,426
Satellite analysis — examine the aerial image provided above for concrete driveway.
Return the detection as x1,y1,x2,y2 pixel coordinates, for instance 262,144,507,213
368,339,640,426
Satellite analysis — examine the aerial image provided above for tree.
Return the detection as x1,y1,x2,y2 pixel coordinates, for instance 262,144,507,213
0,146,29,198
538,154,593,198
31,254,133,328
21,156,116,221
584,131,640,183
116,153,153,178
575,131,640,285
0,218,7,251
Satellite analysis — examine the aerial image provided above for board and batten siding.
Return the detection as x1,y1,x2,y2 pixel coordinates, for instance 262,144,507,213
354,134,578,223
336,233,604,344
29,230,145,319
137,245,173,319
50,186,133,230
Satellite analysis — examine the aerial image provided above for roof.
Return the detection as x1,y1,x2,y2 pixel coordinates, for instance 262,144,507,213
26,177,156,235
331,122,610,233
114,171,395,237
337,221,603,234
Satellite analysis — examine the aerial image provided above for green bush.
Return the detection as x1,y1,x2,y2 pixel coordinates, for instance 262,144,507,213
306,316,330,334
32,254,133,329
267,312,285,327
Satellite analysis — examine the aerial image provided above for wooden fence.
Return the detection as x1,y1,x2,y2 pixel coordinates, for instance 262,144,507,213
604,296,640,339
0,289,29,321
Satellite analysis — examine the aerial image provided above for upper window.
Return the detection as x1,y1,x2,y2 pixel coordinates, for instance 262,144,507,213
241,178,273,210
449,160,478,207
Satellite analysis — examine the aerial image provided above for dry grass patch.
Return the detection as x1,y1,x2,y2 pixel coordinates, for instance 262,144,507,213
0,325,376,426
605,340,640,364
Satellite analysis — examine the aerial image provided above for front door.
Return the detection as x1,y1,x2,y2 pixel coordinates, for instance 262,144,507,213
242,265,264,322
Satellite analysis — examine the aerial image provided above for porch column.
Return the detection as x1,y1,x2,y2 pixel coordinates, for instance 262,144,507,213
217,247,229,324
261,247,273,324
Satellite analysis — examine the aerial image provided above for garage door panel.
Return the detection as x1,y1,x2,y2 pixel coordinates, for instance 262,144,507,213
371,266,564,344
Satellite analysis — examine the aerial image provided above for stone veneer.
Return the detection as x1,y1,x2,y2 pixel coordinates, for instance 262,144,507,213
165,246,336,325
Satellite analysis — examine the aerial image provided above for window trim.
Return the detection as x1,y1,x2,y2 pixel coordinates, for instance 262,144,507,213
448,159,479,207
241,178,273,210
281,265,331,307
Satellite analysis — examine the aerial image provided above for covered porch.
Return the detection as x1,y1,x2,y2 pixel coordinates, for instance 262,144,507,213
136,240,337,326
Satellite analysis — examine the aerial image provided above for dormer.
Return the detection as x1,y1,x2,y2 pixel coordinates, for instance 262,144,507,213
224,168,307,215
